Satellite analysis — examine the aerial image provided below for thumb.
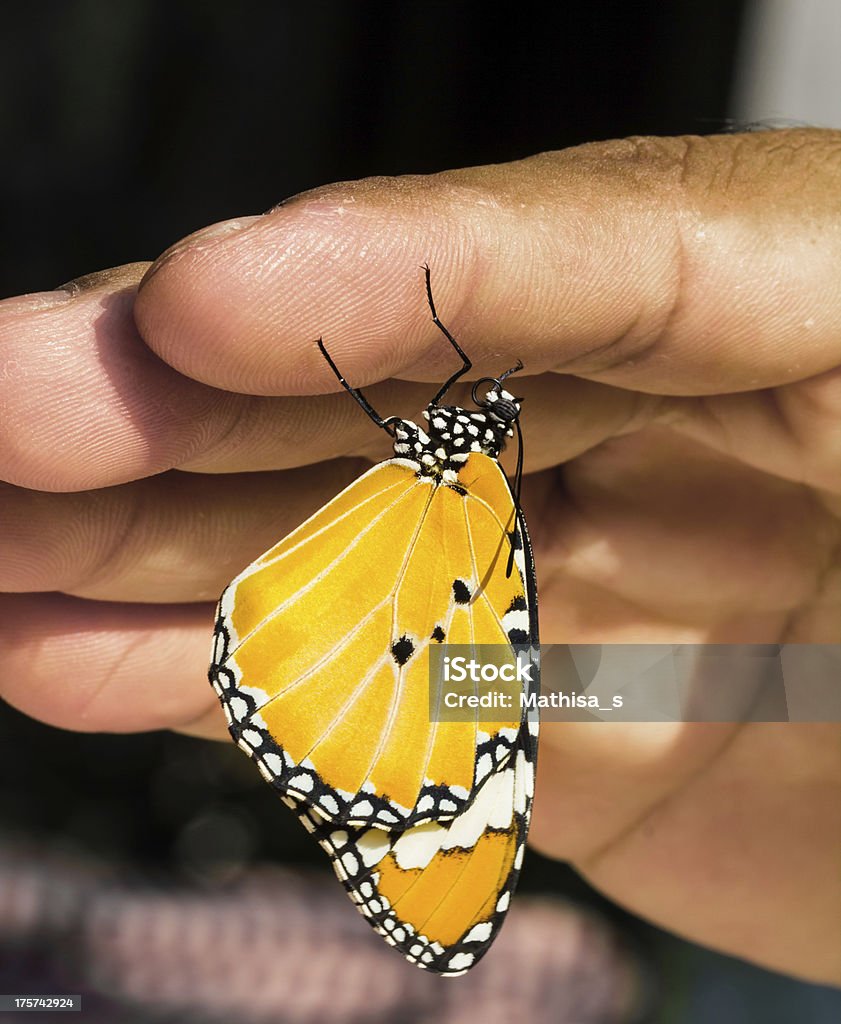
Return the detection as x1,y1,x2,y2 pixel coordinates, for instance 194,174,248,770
134,129,841,397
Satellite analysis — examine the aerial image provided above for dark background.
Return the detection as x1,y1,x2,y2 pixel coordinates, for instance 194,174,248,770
1,1,744,297
2,3,840,1022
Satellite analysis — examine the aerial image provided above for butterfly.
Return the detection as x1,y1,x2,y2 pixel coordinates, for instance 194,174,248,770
209,266,539,975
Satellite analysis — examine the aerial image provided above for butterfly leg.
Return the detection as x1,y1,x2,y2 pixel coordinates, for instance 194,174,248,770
317,338,399,433
423,264,473,407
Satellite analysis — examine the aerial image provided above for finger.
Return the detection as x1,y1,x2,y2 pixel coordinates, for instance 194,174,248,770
530,721,738,861
0,593,225,737
172,372,649,478
135,130,841,398
0,463,366,602
0,256,648,488
533,721,841,986
0,264,237,491
0,456,573,604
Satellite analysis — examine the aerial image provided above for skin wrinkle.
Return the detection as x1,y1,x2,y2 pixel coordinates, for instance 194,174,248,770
572,721,745,874
770,382,832,474
542,489,764,637
550,439,830,626
589,223,721,389
183,392,252,471
0,467,369,601
71,482,148,596
672,391,833,494
179,390,395,474
0,594,217,733
73,631,150,728
769,510,839,643
696,394,740,456
763,387,814,483
781,530,841,643
644,209,690,367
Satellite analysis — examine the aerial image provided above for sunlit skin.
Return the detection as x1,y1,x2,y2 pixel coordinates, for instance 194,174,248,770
0,129,838,985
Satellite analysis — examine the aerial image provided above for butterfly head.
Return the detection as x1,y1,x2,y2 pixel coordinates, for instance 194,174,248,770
470,380,522,428
466,360,524,438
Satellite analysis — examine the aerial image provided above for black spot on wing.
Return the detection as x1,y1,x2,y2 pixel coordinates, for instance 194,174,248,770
452,579,471,604
506,595,527,614
391,635,415,665
507,628,529,643
431,625,446,642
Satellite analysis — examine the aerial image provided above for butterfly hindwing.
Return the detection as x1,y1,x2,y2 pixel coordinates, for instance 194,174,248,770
294,715,536,976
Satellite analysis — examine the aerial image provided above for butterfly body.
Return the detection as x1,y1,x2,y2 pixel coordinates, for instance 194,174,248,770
210,270,539,975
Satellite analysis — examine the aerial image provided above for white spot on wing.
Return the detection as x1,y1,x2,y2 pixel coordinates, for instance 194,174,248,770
227,696,249,721
448,952,475,971
514,750,529,815
320,794,340,815
263,752,284,775
288,773,314,793
239,683,270,708
444,768,514,851
464,921,493,943
475,753,493,783
357,829,392,868
392,822,446,870
502,609,529,633
341,851,359,876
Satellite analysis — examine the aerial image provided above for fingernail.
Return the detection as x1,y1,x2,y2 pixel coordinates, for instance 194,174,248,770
0,262,155,313
57,262,152,297
182,216,262,244
139,216,262,289
0,289,74,312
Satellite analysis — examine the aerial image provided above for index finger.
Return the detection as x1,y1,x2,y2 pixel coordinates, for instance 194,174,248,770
134,129,841,398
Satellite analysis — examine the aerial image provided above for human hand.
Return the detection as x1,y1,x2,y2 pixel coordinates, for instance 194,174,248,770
1,128,839,984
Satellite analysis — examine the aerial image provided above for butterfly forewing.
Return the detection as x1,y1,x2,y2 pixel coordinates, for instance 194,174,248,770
211,454,528,828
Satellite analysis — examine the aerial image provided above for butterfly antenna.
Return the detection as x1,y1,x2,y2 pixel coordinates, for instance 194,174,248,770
317,338,398,434
505,418,525,579
422,264,473,407
499,359,524,383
